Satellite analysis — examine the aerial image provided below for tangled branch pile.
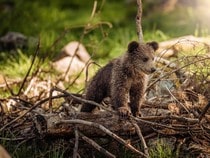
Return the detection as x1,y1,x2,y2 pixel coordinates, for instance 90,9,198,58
0,37,210,157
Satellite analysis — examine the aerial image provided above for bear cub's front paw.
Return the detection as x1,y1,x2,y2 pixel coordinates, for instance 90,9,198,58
118,107,131,118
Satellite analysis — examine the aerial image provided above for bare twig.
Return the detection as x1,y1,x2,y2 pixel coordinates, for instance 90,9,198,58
48,29,70,54
79,131,116,158
23,77,36,96
136,0,143,42
0,94,68,132
141,115,198,123
155,56,178,69
2,76,14,95
49,87,53,113
62,42,81,81
17,38,40,96
73,127,79,158
0,137,26,141
133,116,188,131
0,79,23,88
199,101,210,122
52,86,115,113
90,1,97,19
131,121,149,157
146,57,210,92
57,119,147,157
66,58,92,90
165,86,190,114
85,61,101,85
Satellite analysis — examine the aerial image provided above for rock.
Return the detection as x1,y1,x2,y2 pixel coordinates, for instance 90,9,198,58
55,41,91,63
52,41,91,80
0,32,28,51
53,56,86,75
156,35,210,58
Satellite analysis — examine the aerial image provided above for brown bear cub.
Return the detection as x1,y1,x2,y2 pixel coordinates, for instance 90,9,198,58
81,41,158,117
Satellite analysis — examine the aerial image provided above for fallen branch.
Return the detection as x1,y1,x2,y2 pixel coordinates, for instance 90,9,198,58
131,121,149,156
73,127,79,158
57,119,147,157
199,102,210,122
79,131,116,158
0,94,67,132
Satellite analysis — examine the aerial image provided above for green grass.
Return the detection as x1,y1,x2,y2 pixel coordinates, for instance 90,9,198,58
0,137,68,158
0,50,37,78
149,140,174,158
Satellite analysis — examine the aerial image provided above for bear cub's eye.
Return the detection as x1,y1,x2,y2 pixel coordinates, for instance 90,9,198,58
142,57,149,62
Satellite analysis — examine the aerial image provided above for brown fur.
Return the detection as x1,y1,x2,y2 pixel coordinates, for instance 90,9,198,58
81,41,158,116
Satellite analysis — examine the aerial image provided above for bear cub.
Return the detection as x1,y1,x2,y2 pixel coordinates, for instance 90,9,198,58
81,41,158,117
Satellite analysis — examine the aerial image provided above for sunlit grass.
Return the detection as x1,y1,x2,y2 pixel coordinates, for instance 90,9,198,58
0,50,38,78
149,139,174,158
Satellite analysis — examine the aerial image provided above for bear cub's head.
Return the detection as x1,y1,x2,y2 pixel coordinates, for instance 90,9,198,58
127,41,158,74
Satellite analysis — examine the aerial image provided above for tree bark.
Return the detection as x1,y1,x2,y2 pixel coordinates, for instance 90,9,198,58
36,111,154,138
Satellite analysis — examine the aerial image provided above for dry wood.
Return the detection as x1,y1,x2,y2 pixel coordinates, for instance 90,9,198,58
136,0,143,42
199,101,210,122
73,127,79,158
56,119,147,157
1,89,210,156
17,38,40,96
131,121,149,156
79,131,116,158
33,104,203,138
146,56,210,92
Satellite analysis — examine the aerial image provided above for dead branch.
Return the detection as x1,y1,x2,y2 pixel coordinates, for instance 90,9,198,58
165,86,191,114
66,58,92,90
85,61,101,85
51,86,115,113
0,94,67,132
17,38,40,96
73,127,79,158
146,56,210,92
2,76,14,95
131,121,149,156
79,131,116,158
199,102,210,122
155,57,178,69
136,0,143,42
57,119,147,157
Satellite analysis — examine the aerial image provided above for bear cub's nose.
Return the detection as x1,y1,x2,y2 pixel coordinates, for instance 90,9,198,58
151,68,156,73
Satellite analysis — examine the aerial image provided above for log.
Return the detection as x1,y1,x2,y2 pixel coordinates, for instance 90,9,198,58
34,107,201,138
35,111,153,138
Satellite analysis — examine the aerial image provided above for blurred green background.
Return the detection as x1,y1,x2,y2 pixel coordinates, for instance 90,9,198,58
1,0,209,60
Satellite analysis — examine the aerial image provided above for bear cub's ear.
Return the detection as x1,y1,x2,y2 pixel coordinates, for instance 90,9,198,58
128,41,139,53
146,41,159,51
